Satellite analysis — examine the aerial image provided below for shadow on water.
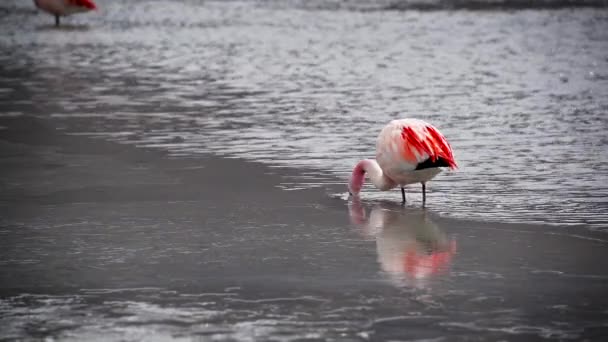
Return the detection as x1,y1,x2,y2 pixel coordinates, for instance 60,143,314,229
348,198,457,289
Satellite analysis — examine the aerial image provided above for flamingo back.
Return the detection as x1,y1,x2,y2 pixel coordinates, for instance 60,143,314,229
376,119,456,185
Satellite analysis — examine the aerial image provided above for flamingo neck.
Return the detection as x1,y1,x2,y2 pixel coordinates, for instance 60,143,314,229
348,159,396,194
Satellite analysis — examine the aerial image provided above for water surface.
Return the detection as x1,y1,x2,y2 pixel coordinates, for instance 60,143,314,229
1,0,608,228
1,1,608,340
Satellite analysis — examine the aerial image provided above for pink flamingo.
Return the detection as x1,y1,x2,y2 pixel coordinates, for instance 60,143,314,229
33,0,97,27
348,119,457,205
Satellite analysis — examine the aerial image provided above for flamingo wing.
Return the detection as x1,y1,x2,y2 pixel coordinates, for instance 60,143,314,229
377,119,457,172
68,0,96,10
400,122,457,170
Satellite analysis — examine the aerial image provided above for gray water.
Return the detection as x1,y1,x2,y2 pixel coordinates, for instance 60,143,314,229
1,183,607,341
1,0,608,228
2,1,608,341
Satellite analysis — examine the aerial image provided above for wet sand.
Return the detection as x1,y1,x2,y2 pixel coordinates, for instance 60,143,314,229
1,115,608,340
0,115,350,290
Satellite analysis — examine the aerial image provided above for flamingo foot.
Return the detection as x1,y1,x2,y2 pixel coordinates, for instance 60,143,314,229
55,14,60,27
401,187,406,204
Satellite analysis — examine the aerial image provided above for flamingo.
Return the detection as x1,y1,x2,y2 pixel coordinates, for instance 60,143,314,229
33,0,97,27
348,119,457,205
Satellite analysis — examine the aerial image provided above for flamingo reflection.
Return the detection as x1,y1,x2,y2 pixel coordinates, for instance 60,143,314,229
349,198,456,287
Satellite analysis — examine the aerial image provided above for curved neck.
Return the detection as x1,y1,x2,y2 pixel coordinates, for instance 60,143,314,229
349,159,396,194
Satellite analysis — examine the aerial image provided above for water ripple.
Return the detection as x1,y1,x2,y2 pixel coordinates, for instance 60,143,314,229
1,2,607,230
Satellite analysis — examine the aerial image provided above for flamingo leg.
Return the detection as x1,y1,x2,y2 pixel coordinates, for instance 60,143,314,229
401,187,406,204
55,14,60,27
422,182,426,206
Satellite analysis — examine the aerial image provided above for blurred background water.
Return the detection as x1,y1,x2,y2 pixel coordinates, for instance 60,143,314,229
1,0,607,229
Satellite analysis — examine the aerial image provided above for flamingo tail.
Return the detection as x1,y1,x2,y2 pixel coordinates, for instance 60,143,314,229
402,125,457,170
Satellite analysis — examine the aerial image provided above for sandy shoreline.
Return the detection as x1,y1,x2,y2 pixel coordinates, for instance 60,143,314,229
0,115,359,292
1,115,608,340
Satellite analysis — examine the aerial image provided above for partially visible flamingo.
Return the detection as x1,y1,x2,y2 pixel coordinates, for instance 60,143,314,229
33,0,97,27
348,119,457,205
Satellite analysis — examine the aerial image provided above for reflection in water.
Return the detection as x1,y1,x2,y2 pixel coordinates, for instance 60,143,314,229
35,24,93,31
349,198,456,287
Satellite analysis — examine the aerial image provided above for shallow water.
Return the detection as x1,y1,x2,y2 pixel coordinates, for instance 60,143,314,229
1,178,608,341
1,0,608,228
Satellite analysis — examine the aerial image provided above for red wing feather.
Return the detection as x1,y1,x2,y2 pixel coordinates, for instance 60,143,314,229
401,125,457,169
69,0,97,9
426,125,457,169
